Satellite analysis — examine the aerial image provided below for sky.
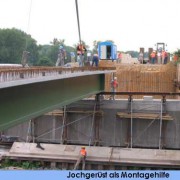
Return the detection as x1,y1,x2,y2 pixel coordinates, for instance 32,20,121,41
0,0,180,52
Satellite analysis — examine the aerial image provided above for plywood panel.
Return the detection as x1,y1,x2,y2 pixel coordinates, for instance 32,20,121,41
100,61,177,99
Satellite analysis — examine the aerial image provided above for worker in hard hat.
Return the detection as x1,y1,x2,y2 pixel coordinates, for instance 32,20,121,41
56,45,67,66
162,50,168,64
21,51,30,67
110,76,118,100
73,146,87,170
150,51,156,64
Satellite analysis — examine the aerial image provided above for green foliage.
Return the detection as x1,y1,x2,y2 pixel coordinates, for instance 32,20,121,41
173,49,180,65
92,40,101,53
36,56,54,66
0,28,38,65
174,49,180,57
38,42,76,66
1,158,41,169
50,38,65,46
21,161,41,169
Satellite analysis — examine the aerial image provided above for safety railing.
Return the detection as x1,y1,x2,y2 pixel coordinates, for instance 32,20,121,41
0,66,115,83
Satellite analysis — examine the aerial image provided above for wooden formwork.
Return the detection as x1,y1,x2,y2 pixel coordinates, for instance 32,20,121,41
99,61,177,99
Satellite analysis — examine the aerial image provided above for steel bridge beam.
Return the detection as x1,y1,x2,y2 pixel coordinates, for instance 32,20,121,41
0,74,105,131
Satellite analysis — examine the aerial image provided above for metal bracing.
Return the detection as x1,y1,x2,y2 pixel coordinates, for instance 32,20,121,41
128,99,163,149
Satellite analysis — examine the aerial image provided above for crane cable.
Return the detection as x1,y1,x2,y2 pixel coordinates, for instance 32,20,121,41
25,0,33,50
75,0,82,45
21,0,33,67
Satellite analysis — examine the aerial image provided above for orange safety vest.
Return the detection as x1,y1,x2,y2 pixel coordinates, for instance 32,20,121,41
174,55,178,61
151,52,156,58
118,53,122,59
80,149,86,156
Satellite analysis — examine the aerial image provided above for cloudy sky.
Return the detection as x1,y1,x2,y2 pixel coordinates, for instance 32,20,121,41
0,0,180,52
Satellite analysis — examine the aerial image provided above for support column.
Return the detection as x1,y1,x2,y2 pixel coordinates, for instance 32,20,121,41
130,98,133,149
94,94,101,146
161,96,167,148
126,95,133,148
52,117,56,141
26,119,36,143
60,106,67,144
159,99,163,149
31,119,35,143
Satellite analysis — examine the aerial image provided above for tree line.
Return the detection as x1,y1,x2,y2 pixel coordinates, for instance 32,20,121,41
2,28,178,66
0,28,82,66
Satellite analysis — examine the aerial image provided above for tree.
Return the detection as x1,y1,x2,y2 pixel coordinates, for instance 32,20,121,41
92,40,115,54
173,49,180,65
92,40,101,53
125,51,139,58
38,39,77,66
50,38,65,46
36,57,54,66
0,28,38,65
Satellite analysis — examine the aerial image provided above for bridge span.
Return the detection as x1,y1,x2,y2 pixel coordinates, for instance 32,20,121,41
0,67,115,131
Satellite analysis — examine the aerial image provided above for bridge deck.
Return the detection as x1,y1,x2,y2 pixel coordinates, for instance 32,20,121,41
4,142,180,169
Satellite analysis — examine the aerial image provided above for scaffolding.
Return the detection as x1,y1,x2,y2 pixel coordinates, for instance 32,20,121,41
115,94,174,149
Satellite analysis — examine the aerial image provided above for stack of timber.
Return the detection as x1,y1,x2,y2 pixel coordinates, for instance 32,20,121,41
99,61,177,99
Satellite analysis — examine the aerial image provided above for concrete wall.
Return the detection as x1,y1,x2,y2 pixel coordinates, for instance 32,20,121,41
2,99,180,149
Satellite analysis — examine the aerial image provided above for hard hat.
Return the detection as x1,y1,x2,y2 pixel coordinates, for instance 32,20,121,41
59,45,63,49
81,146,85,149
114,77,117,80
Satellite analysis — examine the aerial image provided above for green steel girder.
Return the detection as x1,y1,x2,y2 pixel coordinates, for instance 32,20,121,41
0,74,105,131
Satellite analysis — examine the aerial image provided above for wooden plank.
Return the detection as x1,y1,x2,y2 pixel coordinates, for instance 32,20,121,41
116,112,173,121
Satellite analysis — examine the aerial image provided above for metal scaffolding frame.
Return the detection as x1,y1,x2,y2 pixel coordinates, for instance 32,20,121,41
127,98,164,149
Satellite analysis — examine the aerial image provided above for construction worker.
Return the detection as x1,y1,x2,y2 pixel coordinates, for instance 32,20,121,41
73,146,87,170
110,76,118,100
21,51,30,67
150,51,156,64
117,52,122,63
92,53,99,67
162,50,168,64
86,50,92,66
76,44,87,67
138,51,144,64
56,45,67,67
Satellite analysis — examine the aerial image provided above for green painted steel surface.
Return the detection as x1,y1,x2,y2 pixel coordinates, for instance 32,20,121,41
0,74,105,131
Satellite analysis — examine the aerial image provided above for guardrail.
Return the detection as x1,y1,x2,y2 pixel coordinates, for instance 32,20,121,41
0,66,115,82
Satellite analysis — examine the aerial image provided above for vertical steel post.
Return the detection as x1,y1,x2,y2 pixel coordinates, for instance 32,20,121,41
88,102,96,146
61,106,66,144
130,98,133,148
26,119,32,143
95,94,100,146
31,119,35,143
159,100,163,149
